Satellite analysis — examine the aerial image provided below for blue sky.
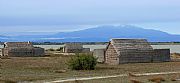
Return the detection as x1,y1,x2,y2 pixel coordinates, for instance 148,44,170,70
0,0,180,34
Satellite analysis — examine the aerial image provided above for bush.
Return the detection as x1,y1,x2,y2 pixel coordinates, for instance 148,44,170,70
68,53,97,70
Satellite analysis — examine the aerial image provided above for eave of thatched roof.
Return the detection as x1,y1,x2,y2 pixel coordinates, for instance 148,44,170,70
110,38,153,55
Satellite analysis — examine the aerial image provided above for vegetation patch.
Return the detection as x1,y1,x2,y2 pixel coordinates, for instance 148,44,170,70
148,77,165,82
171,53,180,59
1,55,180,82
68,53,97,70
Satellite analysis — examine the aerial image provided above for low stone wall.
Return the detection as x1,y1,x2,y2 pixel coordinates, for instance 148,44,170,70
82,48,90,53
153,49,170,62
64,49,83,53
34,47,45,56
119,50,154,63
2,47,45,57
63,43,83,53
4,47,34,57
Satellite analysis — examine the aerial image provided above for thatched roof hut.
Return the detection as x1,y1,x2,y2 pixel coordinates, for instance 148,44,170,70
105,39,154,65
2,42,44,57
4,42,33,48
63,43,83,53
63,43,90,53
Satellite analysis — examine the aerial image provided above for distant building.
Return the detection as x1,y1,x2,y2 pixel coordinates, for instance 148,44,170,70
1,42,44,57
93,49,105,63
94,39,170,65
63,43,90,53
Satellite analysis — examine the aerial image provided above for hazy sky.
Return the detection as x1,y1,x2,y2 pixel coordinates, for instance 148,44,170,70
0,0,180,34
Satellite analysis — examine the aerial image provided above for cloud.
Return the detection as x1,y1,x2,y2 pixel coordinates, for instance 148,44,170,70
0,0,180,34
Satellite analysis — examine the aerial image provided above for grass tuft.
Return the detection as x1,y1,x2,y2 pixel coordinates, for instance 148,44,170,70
75,80,83,83
148,77,165,83
130,79,143,83
54,70,67,73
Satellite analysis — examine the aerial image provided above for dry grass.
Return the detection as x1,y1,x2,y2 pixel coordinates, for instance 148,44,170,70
148,77,165,83
0,80,17,83
170,75,180,81
1,54,180,82
80,74,180,83
130,79,143,83
0,56,11,59
54,69,67,73
0,55,72,82
171,53,180,59
74,80,83,83
171,78,177,81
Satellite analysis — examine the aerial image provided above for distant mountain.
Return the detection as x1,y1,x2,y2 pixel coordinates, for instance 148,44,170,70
47,25,180,42
0,35,10,42
2,25,180,42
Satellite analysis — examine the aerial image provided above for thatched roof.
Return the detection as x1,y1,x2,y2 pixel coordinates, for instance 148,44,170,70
4,42,33,48
109,39,153,55
64,43,83,49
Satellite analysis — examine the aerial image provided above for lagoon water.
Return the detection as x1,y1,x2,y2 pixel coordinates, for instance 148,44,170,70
0,45,180,53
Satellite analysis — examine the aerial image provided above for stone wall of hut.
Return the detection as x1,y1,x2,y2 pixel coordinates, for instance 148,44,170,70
63,43,90,53
64,48,83,53
82,48,90,53
63,43,83,53
2,47,45,57
3,48,34,57
34,47,45,56
105,43,119,65
153,49,170,62
119,50,154,63
1,42,45,57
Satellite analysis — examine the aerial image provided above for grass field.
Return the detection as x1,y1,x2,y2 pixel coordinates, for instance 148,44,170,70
0,55,180,83
75,74,180,83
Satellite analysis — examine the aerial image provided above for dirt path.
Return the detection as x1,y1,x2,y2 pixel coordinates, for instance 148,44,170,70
31,71,180,83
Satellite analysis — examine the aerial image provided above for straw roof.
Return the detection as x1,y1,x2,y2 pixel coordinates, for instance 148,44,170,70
110,39,153,55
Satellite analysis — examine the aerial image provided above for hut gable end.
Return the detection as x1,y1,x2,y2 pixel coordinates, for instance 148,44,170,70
105,42,119,65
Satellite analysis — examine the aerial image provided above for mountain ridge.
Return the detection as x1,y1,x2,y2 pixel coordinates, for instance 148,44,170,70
48,25,179,42
1,25,180,42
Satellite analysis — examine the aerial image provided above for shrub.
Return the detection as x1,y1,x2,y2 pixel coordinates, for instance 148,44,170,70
68,53,97,70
